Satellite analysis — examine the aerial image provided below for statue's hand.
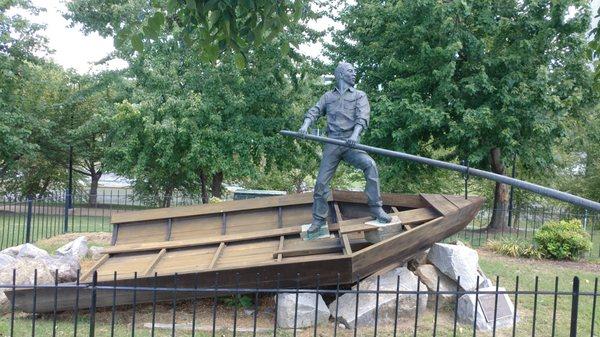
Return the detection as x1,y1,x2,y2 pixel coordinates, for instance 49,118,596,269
298,119,311,137
346,134,359,146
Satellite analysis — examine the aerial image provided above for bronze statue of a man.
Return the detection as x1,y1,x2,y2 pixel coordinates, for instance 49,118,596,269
299,62,392,234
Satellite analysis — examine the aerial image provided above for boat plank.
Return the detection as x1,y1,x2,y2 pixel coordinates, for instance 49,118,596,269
103,226,302,254
420,194,459,215
112,193,316,224
332,190,426,208
336,207,440,234
352,197,484,276
80,254,109,282
442,194,472,208
208,243,226,269
277,236,284,262
143,249,166,276
342,234,352,255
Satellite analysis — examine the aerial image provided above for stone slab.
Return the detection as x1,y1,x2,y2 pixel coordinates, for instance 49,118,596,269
300,224,333,241
364,216,402,243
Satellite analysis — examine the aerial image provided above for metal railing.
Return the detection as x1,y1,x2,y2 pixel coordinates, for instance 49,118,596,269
0,271,597,337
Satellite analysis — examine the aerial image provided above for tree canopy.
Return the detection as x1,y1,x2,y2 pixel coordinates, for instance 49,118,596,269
65,0,311,63
330,0,595,227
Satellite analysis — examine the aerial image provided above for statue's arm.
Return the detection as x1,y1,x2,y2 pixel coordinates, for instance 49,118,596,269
299,94,327,134
347,92,370,145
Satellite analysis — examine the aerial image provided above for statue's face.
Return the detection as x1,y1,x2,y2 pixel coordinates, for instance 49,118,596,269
339,64,356,86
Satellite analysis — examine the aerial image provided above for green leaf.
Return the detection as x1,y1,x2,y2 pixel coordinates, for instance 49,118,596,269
234,52,246,69
150,12,165,29
167,0,178,12
131,33,144,52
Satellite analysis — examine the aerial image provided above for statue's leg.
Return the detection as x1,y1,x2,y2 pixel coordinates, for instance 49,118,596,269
343,148,392,223
311,143,342,231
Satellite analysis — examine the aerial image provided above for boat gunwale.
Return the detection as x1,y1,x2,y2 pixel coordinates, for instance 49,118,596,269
111,190,426,225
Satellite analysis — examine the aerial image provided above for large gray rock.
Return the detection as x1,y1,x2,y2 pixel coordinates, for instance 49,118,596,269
89,246,104,261
457,287,518,331
0,258,55,286
427,243,479,290
0,256,56,313
329,267,427,329
42,255,80,282
0,254,16,269
56,236,88,259
1,243,50,259
276,292,330,329
414,264,458,307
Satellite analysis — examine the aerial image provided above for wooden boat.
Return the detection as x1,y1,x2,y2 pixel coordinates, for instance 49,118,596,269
9,190,484,313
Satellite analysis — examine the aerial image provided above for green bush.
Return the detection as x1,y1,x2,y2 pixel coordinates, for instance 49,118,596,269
534,219,592,260
486,239,542,259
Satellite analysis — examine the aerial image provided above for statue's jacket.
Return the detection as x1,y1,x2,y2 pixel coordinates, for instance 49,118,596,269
305,86,370,138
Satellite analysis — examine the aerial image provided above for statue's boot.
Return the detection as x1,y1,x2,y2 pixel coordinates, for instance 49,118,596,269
308,219,326,233
370,206,392,223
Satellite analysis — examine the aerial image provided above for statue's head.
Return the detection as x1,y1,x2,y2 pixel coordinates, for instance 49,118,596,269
334,62,356,86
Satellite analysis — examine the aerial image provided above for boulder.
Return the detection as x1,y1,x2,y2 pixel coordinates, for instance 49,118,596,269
329,267,427,329
56,236,88,259
1,243,50,259
276,292,330,329
42,255,80,282
0,290,8,311
0,254,16,269
427,243,479,290
89,246,104,260
0,258,55,286
414,264,458,307
457,287,518,331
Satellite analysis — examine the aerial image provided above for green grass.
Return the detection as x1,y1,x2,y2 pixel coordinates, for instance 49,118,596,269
0,213,111,250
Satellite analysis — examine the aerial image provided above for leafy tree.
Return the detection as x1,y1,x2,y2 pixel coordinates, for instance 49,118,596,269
67,1,324,205
0,0,47,183
64,71,132,204
65,0,310,62
330,0,595,228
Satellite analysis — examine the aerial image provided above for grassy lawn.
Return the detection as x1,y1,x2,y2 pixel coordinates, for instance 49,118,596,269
0,249,597,336
0,213,111,250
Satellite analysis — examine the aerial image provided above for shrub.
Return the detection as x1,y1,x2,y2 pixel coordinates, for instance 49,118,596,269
534,219,592,260
486,239,542,259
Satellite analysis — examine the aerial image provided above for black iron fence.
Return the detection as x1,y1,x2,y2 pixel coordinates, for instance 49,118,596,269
0,190,599,258
0,271,597,336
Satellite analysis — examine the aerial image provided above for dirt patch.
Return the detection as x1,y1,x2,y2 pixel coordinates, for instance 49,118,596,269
35,232,112,247
478,248,600,273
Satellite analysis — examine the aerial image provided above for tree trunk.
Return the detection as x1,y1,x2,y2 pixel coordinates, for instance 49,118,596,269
211,171,223,199
88,171,102,206
488,147,510,229
199,170,209,204
162,186,173,208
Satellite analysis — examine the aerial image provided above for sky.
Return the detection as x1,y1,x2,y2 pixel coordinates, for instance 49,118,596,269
18,0,600,74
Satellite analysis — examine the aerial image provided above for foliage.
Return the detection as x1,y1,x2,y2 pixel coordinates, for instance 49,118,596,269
220,294,253,308
329,0,595,227
0,0,48,185
65,0,312,63
486,238,542,259
533,219,592,260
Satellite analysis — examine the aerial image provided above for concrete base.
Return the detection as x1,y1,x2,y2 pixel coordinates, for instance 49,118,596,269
300,224,333,241
364,216,403,243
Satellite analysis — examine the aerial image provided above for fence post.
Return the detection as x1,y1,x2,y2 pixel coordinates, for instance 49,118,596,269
63,190,69,233
570,276,580,337
25,196,33,243
89,271,97,337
